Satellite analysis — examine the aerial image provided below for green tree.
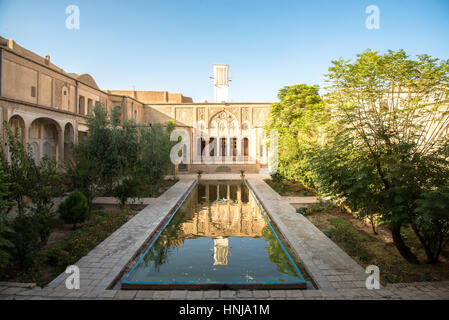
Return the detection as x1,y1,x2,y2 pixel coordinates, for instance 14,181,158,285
266,84,327,188
66,103,139,204
314,49,449,263
0,125,62,268
65,104,176,206
28,155,62,244
137,121,176,190
0,163,14,271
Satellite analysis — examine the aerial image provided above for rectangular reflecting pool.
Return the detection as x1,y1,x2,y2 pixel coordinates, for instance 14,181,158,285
121,180,310,289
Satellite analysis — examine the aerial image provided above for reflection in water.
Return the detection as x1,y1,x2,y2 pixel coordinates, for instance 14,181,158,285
125,181,304,285
213,237,229,265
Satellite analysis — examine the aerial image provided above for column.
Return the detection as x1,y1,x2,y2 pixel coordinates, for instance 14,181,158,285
237,184,242,216
236,136,242,163
58,128,64,165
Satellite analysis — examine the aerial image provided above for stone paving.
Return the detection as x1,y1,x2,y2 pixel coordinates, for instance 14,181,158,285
1,281,448,300
1,175,448,300
176,173,272,180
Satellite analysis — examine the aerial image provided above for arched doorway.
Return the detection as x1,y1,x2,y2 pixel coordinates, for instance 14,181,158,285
29,118,61,163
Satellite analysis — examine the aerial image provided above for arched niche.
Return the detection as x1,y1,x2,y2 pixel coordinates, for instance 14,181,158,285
64,122,75,162
8,115,26,144
208,110,239,138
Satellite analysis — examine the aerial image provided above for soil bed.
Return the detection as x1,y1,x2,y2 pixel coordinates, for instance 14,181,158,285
304,205,449,284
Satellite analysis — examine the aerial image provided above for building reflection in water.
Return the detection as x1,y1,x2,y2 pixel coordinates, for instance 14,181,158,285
171,181,267,265
213,237,229,265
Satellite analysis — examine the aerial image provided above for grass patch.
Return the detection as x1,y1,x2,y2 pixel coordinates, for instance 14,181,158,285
324,217,372,264
265,179,315,197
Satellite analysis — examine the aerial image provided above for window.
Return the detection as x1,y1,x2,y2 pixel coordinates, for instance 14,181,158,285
31,86,36,97
61,87,69,110
209,138,216,157
243,138,249,157
198,138,206,158
79,96,85,115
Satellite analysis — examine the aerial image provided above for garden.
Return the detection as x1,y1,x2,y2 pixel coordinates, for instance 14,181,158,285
0,104,177,285
266,49,449,281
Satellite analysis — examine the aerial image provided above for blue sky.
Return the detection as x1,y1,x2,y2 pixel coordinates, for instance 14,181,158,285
1,0,448,102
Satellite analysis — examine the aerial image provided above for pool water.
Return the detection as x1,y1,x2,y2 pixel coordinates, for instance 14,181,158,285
121,180,307,289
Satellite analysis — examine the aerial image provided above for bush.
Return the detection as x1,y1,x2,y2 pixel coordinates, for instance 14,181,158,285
8,215,41,269
296,207,308,215
58,190,90,228
271,172,283,182
112,175,142,208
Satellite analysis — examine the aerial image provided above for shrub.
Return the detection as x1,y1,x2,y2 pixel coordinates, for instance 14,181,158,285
296,207,308,215
271,172,283,183
8,215,41,269
112,175,142,208
41,246,72,268
58,190,90,228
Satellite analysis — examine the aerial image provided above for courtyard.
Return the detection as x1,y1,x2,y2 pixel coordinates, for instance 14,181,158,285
0,1,449,310
1,174,448,300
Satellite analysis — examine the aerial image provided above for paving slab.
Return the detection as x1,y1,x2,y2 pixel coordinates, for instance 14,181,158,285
282,196,320,204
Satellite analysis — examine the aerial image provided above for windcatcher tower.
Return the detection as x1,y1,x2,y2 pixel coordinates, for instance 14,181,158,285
212,64,229,102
